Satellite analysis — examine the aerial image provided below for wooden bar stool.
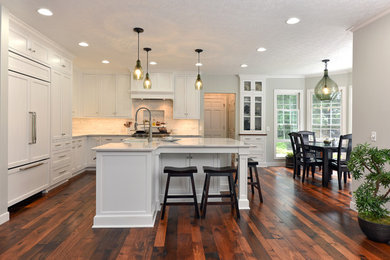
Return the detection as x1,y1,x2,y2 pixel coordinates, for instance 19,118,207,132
161,166,199,220
200,166,240,219
235,158,263,203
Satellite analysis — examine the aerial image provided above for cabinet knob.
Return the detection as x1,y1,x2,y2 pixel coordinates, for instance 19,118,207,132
62,64,66,68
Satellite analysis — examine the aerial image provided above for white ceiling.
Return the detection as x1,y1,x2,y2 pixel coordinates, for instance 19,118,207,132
1,0,390,75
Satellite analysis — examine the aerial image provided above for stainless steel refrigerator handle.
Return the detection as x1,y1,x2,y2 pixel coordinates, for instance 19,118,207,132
33,112,37,144
28,112,34,144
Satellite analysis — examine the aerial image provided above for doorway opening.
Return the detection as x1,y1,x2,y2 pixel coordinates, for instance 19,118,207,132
204,93,236,138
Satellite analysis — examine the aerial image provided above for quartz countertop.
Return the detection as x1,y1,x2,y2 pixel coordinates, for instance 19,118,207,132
93,138,251,152
72,133,202,138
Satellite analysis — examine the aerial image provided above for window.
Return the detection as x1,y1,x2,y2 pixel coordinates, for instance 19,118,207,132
274,90,303,158
307,87,346,140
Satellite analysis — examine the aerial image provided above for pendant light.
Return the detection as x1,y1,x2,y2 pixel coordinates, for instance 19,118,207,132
314,59,339,101
143,47,152,89
133,27,144,80
194,49,203,90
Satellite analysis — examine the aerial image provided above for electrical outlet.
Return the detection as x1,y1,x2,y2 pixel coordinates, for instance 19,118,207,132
266,126,270,132
371,131,377,142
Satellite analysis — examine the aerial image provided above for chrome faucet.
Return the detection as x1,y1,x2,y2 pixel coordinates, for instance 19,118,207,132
134,107,153,142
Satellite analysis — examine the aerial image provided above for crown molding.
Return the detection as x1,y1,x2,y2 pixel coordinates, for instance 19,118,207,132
348,7,390,32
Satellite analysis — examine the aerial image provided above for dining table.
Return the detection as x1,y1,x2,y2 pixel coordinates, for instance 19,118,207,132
305,141,339,187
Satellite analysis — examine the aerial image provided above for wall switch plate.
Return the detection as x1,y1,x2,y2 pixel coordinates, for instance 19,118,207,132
371,131,377,142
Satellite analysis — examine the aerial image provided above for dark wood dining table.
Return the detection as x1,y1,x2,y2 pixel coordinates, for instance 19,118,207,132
305,141,339,187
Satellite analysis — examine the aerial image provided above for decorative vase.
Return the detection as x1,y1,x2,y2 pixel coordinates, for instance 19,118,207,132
358,216,390,244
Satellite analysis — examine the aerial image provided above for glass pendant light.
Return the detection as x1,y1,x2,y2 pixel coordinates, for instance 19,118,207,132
194,49,203,90
143,48,152,89
133,27,144,80
314,59,339,101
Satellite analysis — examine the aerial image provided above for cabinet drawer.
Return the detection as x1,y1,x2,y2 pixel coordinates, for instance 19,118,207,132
9,52,50,82
52,140,72,151
241,136,265,144
51,164,71,184
8,161,49,206
52,150,71,169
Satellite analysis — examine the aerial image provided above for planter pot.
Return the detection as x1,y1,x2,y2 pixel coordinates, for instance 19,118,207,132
285,157,294,169
358,216,390,244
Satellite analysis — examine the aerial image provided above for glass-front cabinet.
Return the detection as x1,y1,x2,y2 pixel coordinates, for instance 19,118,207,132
239,78,265,134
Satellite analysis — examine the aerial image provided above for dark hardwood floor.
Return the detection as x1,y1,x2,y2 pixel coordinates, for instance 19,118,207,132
1,168,390,259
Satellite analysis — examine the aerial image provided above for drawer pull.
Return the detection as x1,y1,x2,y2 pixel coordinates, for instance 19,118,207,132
105,139,112,141
65,142,71,145
58,155,67,159
93,157,96,161
55,144,62,147
58,170,67,174
20,162,44,171
78,145,82,148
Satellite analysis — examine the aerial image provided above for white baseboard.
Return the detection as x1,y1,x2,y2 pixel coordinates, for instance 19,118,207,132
265,161,285,167
0,211,9,225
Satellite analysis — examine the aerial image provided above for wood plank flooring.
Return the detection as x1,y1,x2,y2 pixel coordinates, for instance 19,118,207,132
1,168,390,259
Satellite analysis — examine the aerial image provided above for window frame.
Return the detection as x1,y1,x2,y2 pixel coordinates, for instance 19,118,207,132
273,89,304,159
307,86,347,141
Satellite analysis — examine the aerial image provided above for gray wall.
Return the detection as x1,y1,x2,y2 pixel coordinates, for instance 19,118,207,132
352,13,390,210
265,78,305,165
0,5,9,224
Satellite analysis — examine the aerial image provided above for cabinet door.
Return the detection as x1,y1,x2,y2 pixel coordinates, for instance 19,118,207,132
173,75,187,119
160,154,189,195
189,154,219,193
51,70,63,140
9,29,29,56
116,75,131,117
82,74,100,116
8,72,29,168
100,75,116,117
156,73,173,92
29,79,50,162
29,40,48,64
253,95,263,132
185,75,200,119
241,95,252,133
61,74,72,138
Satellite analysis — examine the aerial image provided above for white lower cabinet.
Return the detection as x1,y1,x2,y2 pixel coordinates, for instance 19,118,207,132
71,137,87,175
50,139,72,186
8,160,49,206
87,137,101,167
240,135,266,166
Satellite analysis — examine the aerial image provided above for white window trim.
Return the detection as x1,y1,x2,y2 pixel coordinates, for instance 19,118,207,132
273,89,304,159
307,86,347,139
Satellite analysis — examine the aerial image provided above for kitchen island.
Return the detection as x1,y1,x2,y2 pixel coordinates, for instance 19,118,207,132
92,138,251,228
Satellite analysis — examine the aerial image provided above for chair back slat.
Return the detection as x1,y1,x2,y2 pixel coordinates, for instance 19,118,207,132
337,134,352,165
288,132,297,157
297,131,316,144
291,132,307,161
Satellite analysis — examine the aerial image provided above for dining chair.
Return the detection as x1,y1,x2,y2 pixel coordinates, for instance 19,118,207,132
298,130,322,171
288,132,300,178
329,134,352,190
291,132,323,183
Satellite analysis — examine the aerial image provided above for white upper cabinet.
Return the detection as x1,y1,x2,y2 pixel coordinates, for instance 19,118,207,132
130,72,174,99
239,77,266,134
48,50,72,74
82,74,100,117
173,74,200,119
9,24,49,64
100,75,116,117
51,70,72,140
80,74,131,118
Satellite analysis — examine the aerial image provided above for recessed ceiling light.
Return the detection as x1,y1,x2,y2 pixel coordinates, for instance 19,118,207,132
37,8,53,16
195,62,203,67
286,17,300,25
102,60,110,64
150,61,157,65
78,42,89,47
241,64,248,68
257,47,267,52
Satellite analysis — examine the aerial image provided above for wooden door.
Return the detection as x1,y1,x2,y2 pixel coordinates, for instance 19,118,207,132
204,95,227,138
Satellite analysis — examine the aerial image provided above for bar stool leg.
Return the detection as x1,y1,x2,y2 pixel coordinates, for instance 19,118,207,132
229,174,240,219
190,174,200,218
200,174,208,213
253,166,263,203
249,167,255,194
161,174,171,220
201,174,211,218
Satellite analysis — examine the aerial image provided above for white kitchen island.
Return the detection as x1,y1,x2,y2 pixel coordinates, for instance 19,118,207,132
92,138,251,228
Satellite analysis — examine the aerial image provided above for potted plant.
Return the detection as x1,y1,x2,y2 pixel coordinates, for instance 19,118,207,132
285,152,294,169
348,143,390,243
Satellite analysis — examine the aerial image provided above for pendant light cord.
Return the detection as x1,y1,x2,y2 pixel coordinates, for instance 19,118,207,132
137,32,140,60
198,52,200,74
146,51,149,72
